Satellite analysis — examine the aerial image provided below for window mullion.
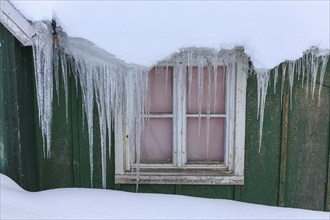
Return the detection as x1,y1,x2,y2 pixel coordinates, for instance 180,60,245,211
226,62,236,169
173,65,179,167
225,64,230,167
175,63,185,168
181,65,187,167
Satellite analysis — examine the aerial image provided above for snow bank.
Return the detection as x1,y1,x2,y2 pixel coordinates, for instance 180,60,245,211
1,174,329,219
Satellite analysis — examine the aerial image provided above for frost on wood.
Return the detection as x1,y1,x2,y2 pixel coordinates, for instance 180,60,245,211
255,47,329,153
32,21,148,188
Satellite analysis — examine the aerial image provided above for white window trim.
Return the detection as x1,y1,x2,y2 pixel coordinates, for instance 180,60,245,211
115,49,247,185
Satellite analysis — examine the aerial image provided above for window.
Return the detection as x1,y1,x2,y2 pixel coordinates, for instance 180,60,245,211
115,48,247,185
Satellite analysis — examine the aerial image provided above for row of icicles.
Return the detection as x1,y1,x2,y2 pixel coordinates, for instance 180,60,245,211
32,21,149,188
255,47,329,154
31,21,329,188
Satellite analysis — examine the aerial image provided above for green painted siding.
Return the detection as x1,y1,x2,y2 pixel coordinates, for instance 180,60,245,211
284,64,330,210
0,23,38,191
1,22,330,211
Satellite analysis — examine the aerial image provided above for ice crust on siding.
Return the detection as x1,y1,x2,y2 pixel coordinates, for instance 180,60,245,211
255,47,329,153
32,21,148,188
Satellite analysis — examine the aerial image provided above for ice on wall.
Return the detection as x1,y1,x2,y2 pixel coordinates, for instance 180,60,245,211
31,20,329,187
255,47,329,153
255,69,270,154
32,22,54,158
32,21,148,188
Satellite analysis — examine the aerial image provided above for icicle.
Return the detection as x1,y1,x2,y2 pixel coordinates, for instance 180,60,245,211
306,54,310,98
302,55,306,88
32,22,150,188
94,66,107,189
197,56,204,136
255,47,329,154
318,55,329,105
53,47,60,105
32,21,54,158
187,52,193,109
273,66,278,94
165,64,169,93
213,57,218,114
288,61,295,109
206,64,211,159
57,31,70,123
297,58,302,82
222,61,226,95
310,49,318,99
280,62,287,108
256,69,270,154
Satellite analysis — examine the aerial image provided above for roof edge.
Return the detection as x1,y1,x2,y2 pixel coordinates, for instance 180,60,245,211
0,0,35,46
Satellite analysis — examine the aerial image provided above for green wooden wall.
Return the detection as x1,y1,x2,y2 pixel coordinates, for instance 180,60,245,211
1,23,330,211
0,23,38,191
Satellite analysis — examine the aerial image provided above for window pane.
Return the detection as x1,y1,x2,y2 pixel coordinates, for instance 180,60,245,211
148,67,173,113
140,118,173,163
187,117,224,163
187,66,226,114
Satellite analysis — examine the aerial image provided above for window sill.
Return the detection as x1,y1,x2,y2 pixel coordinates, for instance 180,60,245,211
115,173,244,185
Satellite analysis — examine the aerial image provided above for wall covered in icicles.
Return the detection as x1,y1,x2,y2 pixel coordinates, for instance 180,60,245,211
31,20,329,190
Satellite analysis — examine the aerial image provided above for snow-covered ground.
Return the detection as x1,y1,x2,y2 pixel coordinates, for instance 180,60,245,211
1,174,329,219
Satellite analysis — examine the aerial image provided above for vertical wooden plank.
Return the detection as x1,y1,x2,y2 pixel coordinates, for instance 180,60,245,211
327,88,330,211
0,25,5,174
31,52,45,190
176,185,182,195
181,185,235,200
0,23,38,191
15,45,39,191
234,186,241,201
0,25,22,184
327,142,330,211
70,73,81,187
240,67,282,206
284,63,329,210
279,66,289,207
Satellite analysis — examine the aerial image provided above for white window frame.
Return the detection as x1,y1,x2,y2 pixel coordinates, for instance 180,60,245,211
115,48,247,185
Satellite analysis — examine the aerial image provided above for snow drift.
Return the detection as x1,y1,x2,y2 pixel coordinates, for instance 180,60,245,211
1,174,329,219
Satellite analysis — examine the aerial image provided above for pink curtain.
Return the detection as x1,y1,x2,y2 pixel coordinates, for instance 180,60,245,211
187,118,225,162
148,67,173,113
140,118,173,163
187,66,226,114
